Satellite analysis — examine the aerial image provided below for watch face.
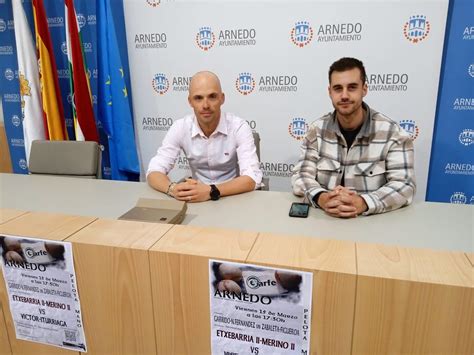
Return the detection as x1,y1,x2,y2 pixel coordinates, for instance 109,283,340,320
210,185,220,200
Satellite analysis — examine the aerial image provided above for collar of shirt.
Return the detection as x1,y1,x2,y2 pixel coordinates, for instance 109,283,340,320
191,113,229,138
329,102,373,140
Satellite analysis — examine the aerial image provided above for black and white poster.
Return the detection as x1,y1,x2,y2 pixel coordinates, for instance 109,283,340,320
0,235,87,352
209,260,312,354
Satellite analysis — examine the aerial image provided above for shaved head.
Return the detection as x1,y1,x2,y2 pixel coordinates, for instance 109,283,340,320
189,71,222,95
188,71,225,136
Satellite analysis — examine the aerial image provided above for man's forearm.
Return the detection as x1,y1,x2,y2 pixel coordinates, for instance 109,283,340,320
147,171,172,194
217,176,256,197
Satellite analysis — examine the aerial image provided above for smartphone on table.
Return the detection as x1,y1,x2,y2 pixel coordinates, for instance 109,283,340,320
289,202,310,218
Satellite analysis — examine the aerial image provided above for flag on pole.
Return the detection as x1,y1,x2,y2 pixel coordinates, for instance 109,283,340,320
32,0,68,140
12,0,45,163
65,0,99,142
97,0,139,180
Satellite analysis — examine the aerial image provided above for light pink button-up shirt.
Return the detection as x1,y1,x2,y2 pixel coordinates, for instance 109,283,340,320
147,112,262,186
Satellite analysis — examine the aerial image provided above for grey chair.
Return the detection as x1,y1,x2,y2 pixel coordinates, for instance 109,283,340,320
28,140,102,179
252,132,269,191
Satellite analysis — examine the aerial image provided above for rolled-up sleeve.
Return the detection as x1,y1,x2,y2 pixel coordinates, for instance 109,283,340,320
146,120,183,178
234,121,263,188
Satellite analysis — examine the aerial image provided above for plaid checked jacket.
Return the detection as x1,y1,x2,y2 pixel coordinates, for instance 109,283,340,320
291,103,416,215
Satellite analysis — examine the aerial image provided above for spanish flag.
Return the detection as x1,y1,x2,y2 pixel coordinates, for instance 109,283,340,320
65,0,99,142
32,0,68,140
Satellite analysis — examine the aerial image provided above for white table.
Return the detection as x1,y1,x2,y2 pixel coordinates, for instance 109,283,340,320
1,173,472,252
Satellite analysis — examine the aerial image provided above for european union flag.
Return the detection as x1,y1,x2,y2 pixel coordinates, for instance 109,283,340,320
97,0,139,181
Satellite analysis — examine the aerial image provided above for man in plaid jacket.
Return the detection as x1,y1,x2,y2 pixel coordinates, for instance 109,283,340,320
291,57,416,217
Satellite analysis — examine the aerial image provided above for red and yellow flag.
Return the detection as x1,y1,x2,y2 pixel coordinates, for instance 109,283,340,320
32,0,68,140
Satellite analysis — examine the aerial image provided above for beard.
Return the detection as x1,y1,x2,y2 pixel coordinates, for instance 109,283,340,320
334,100,361,117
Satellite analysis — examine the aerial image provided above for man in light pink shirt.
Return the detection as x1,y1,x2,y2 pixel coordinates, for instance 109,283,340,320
147,71,262,202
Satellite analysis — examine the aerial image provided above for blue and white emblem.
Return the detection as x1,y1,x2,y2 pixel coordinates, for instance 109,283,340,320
450,192,467,204
290,21,313,47
288,118,309,140
468,64,474,78
235,72,255,95
403,15,430,43
152,73,169,95
11,115,21,127
399,119,419,140
459,129,473,146
76,13,86,28
4,68,14,81
0,19,6,32
19,159,27,170
196,27,215,51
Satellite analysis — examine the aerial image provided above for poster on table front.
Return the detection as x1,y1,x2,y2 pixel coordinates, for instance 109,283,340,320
0,235,87,352
209,260,313,354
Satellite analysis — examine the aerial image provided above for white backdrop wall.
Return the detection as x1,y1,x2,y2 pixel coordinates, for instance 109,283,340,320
123,0,448,200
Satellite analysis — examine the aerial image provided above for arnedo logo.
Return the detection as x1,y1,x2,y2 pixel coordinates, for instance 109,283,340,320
57,69,70,79
403,15,430,43
453,97,473,111
463,26,474,40
259,75,298,93
290,21,313,47
47,16,64,28
76,13,86,29
5,68,14,81
152,73,169,95
450,192,467,204
316,22,362,42
142,116,173,131
172,76,192,92
399,120,419,141
146,0,160,7
218,28,256,47
3,93,20,102
196,27,215,51
235,73,256,95
459,129,473,146
0,45,13,55
445,163,474,176
468,64,474,78
134,32,167,49
260,161,295,178
0,19,6,32
19,159,27,170
11,115,20,127
366,73,409,92
61,41,67,55
288,118,308,140
11,138,24,148
82,42,92,53
176,153,190,170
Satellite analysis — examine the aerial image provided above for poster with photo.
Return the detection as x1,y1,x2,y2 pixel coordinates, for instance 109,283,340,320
0,235,87,352
209,260,313,355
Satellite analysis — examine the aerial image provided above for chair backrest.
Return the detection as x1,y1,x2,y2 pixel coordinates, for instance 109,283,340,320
252,131,261,161
251,131,269,190
28,140,101,179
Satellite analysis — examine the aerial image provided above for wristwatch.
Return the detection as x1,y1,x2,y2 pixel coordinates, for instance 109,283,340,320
210,184,221,201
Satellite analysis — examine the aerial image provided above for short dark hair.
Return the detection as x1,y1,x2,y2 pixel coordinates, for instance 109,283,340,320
328,57,366,84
